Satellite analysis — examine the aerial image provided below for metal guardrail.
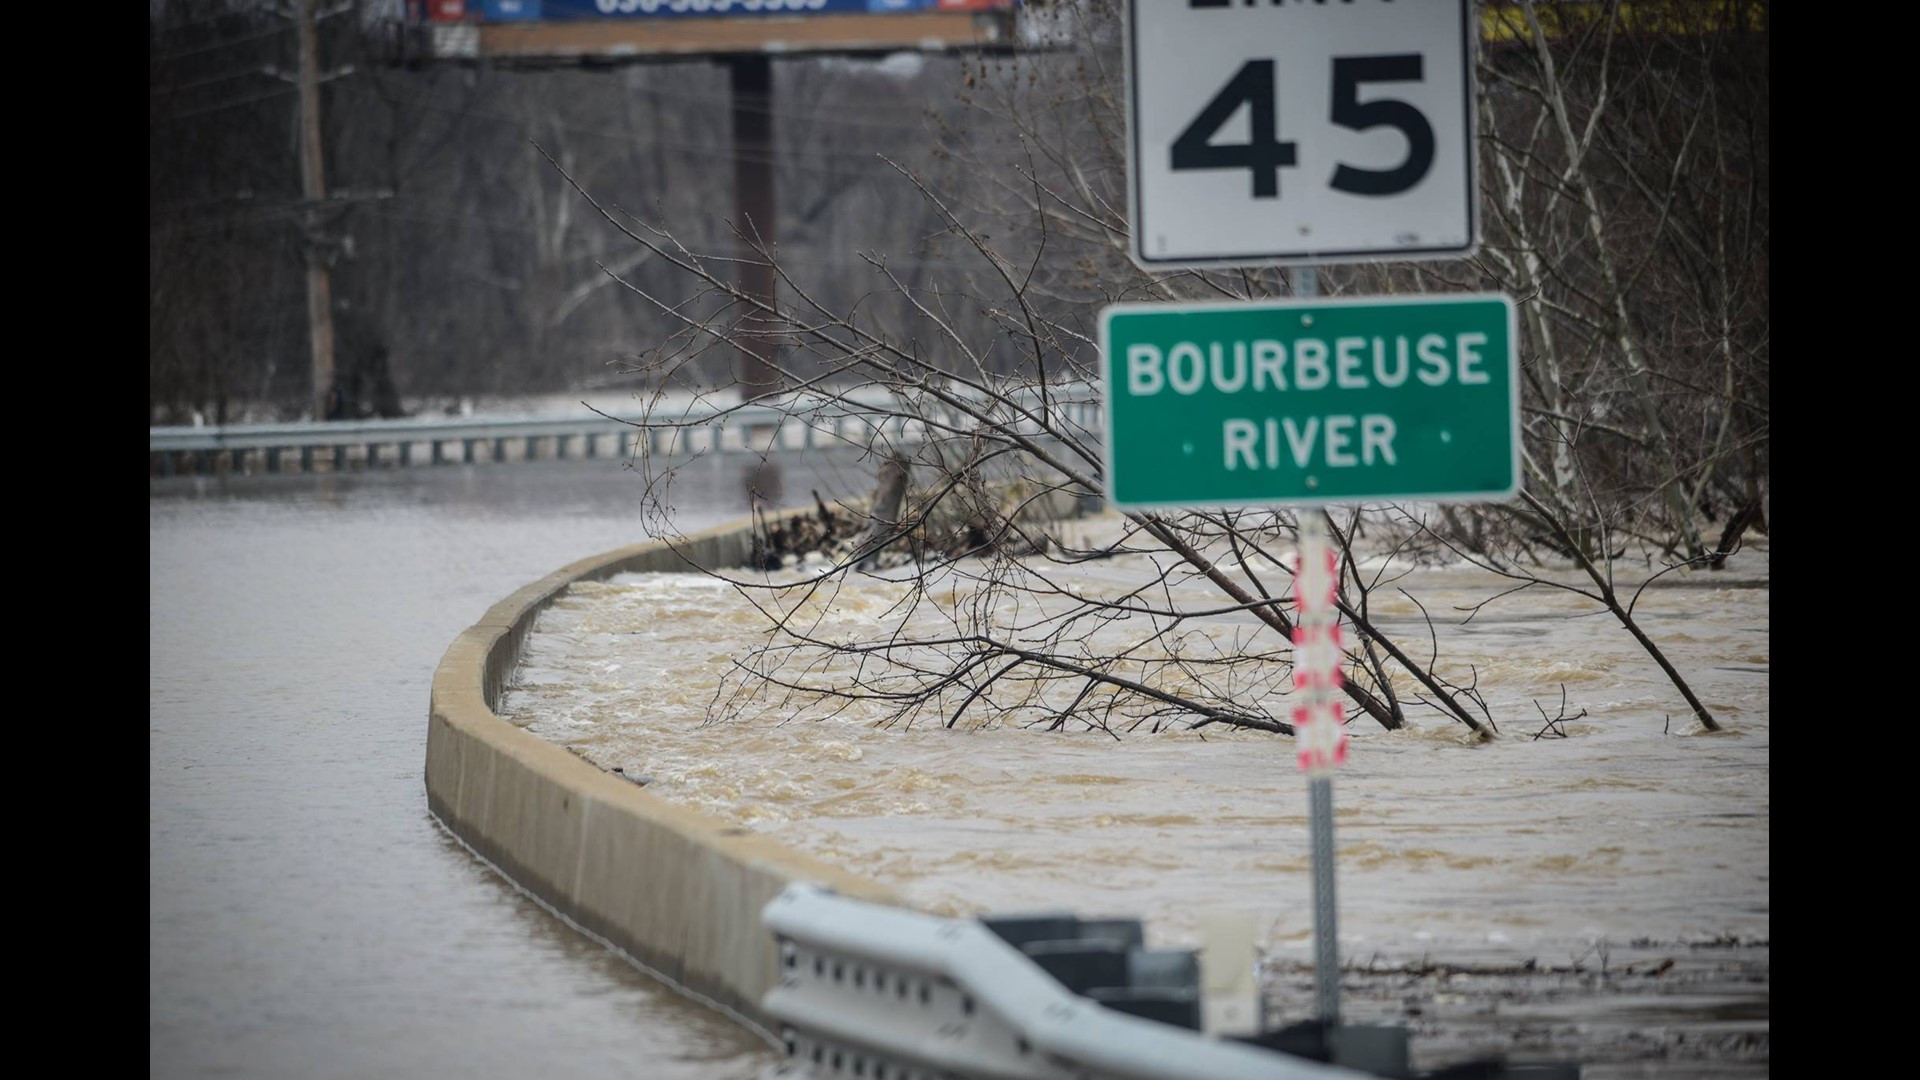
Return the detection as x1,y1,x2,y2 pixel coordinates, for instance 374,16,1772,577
762,884,1366,1080
149,412,655,453
148,386,1106,475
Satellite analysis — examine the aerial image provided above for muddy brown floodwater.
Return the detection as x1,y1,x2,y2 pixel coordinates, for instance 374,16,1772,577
502,515,1768,1078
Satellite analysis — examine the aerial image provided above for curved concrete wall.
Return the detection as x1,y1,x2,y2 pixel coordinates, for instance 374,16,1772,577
426,515,897,1032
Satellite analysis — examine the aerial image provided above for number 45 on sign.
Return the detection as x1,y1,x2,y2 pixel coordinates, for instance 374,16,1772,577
1125,0,1477,268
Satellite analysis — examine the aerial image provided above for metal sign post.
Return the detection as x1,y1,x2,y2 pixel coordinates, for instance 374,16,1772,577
1287,265,1343,1025
1293,505,1349,1024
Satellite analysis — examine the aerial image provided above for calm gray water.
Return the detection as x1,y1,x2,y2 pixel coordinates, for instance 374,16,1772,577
150,457,839,1079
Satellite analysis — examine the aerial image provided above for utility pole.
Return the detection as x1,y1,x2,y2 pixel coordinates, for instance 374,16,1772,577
297,0,337,420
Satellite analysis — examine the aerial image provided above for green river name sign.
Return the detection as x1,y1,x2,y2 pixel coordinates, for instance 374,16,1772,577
1098,293,1518,510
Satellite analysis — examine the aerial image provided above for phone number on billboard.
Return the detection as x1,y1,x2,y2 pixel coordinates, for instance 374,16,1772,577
592,0,867,12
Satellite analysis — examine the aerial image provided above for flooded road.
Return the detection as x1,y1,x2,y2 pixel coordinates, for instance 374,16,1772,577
149,442,1766,1077
503,515,1769,1076
150,459,809,1079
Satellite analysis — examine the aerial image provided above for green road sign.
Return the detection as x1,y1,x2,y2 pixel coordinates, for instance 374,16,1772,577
1099,293,1518,510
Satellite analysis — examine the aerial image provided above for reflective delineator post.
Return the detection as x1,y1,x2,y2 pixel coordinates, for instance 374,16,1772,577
1293,508,1349,1025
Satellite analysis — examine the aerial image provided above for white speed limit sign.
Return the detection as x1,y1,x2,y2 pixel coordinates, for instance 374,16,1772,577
1125,0,1477,268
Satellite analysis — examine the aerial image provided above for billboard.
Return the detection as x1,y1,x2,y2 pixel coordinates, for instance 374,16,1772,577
420,0,1028,62
467,0,1013,18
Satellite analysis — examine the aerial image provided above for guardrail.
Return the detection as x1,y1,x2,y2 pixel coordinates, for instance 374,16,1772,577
149,386,1104,476
764,885,1581,1080
763,884,1365,1080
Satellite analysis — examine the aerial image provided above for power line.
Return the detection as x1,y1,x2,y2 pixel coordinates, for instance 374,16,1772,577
156,84,298,121
149,63,277,97
150,202,310,240
150,21,291,64
151,191,300,219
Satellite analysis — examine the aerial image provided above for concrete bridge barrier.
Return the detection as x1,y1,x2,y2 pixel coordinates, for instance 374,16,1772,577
425,513,897,1032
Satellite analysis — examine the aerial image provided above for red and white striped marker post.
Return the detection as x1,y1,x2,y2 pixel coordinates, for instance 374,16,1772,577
1293,517,1350,774
1294,509,1348,1025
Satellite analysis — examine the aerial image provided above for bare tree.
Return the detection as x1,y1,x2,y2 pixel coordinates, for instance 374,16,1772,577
554,146,1502,738
573,2,1761,742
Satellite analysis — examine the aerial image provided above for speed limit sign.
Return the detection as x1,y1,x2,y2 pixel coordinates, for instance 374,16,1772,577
1125,0,1477,268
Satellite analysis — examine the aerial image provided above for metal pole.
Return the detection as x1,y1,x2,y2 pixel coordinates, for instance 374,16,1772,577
298,0,337,420
1297,508,1341,1026
1293,262,1341,1025
1308,775,1339,1023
